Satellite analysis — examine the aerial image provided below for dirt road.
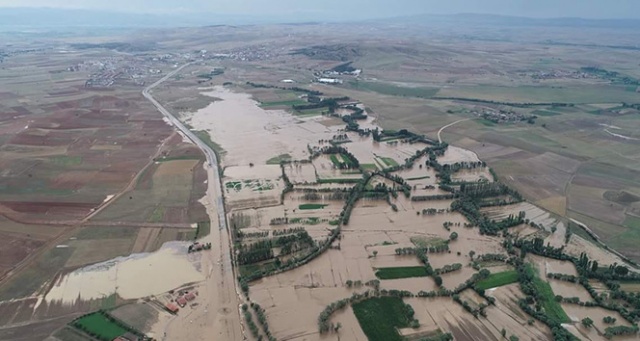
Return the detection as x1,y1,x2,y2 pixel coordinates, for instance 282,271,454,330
437,118,470,143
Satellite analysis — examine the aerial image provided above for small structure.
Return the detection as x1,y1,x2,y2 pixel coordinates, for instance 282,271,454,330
185,292,197,302
317,78,343,84
165,302,179,314
281,79,295,83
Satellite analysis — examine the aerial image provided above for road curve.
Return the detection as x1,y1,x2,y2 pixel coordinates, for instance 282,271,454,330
143,64,227,231
437,118,471,143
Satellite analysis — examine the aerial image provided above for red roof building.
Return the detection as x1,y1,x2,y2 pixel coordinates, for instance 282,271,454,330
165,302,179,314
176,296,187,307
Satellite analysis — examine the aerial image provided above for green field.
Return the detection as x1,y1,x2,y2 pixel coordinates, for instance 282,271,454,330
193,130,225,155
437,84,640,104
148,206,165,222
329,154,342,167
260,99,308,107
51,155,83,166
266,153,292,165
72,312,129,340
298,203,328,210
361,163,378,171
0,247,73,300
317,178,362,184
475,270,518,290
624,214,640,229
349,81,439,99
529,264,570,323
294,108,325,116
375,266,428,279
352,297,413,341
378,156,399,167
532,109,562,117
410,236,448,249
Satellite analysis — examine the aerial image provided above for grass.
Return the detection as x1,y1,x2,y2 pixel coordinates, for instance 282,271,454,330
148,206,165,223
225,181,242,191
437,84,640,104
260,99,307,107
156,154,203,162
266,153,292,165
532,109,562,117
624,214,640,229
72,312,129,340
317,178,361,184
298,203,328,210
352,297,413,341
361,163,378,171
51,155,83,166
294,108,325,117
375,266,428,280
195,221,211,239
193,130,225,155
378,156,399,168
329,154,342,167
528,264,571,324
475,270,518,290
348,80,439,99
74,226,139,240
0,247,74,300
410,236,448,249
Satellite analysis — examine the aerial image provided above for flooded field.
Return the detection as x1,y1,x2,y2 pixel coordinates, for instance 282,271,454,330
186,86,342,166
45,241,204,304
182,86,638,341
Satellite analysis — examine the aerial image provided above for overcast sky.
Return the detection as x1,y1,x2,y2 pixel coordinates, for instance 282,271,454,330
1,0,639,19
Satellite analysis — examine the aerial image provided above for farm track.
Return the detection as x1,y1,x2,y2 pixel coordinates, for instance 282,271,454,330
437,118,471,143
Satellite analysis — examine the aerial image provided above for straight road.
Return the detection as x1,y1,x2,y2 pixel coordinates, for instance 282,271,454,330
143,64,244,340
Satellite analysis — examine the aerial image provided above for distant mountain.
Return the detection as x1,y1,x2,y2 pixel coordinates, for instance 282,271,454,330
1,8,639,31
0,7,279,30
385,13,640,29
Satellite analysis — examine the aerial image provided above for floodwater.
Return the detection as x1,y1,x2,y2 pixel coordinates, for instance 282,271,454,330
44,241,204,304
186,86,341,166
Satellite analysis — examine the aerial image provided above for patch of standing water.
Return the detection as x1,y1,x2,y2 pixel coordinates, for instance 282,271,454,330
44,241,205,304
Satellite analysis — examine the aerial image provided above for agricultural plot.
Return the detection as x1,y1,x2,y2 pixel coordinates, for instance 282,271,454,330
352,297,416,341
71,311,143,341
92,158,207,224
475,270,518,290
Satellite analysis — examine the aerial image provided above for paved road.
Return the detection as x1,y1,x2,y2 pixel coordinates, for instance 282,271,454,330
143,64,226,231
143,64,244,340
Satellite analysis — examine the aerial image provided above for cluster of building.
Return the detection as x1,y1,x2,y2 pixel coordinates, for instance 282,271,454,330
521,69,598,80
164,289,199,314
207,44,274,62
472,108,536,124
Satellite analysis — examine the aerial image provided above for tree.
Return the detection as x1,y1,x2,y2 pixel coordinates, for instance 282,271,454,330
373,250,378,258
449,232,458,241
581,317,594,328
501,328,506,337
469,250,476,259
603,316,616,324
614,265,629,276
509,336,519,341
